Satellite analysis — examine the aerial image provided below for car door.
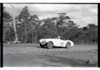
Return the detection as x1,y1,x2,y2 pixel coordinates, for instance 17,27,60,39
53,39,63,47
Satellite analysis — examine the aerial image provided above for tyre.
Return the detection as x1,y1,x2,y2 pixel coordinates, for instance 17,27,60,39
65,42,71,49
46,41,53,49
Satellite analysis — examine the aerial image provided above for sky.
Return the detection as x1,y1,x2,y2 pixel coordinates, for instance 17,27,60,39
4,4,98,27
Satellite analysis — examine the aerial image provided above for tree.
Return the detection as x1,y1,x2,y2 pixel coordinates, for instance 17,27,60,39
3,7,12,20
17,6,30,20
87,24,97,29
57,13,78,29
11,4,19,43
16,6,30,43
40,18,58,39
3,7,15,43
86,24,98,44
56,13,79,40
25,15,39,43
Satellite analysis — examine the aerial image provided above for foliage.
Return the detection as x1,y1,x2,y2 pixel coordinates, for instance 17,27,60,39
3,6,98,44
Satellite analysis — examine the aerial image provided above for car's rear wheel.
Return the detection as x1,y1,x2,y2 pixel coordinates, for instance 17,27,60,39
46,41,53,49
65,42,71,49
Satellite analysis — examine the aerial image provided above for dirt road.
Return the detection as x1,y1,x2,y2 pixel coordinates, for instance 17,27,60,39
3,44,98,67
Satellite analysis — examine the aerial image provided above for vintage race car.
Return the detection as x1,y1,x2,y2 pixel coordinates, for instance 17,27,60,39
39,38,74,49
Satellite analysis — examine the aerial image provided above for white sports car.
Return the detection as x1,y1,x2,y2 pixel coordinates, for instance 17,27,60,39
39,37,74,49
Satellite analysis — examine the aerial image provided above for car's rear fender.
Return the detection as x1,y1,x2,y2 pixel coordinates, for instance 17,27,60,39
64,40,74,47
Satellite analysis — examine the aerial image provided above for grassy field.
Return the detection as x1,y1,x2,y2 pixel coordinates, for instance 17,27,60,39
3,43,98,67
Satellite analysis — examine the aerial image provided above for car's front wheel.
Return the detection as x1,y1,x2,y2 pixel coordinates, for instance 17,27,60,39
65,42,71,49
46,41,53,49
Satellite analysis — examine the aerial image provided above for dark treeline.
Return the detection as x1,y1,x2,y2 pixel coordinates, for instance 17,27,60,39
3,6,98,44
